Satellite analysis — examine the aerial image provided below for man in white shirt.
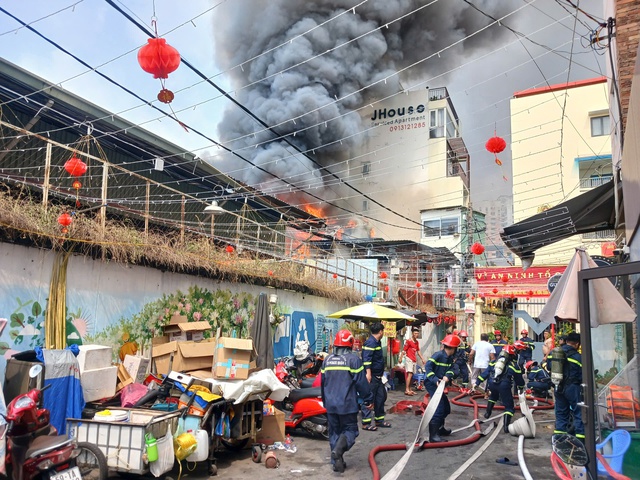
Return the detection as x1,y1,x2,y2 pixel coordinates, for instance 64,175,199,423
468,333,496,389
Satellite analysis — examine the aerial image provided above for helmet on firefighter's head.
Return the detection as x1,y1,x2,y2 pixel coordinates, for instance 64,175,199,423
503,344,516,356
441,334,461,348
458,330,468,337
521,329,528,335
494,330,502,336
513,340,527,351
524,360,535,371
452,330,459,336
334,329,354,348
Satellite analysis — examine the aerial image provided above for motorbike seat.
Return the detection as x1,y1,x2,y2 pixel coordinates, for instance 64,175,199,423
288,386,322,402
26,434,73,459
299,377,316,389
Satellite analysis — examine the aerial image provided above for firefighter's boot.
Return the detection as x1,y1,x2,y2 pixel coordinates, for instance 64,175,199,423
503,414,512,433
483,402,494,419
429,423,446,443
331,434,348,473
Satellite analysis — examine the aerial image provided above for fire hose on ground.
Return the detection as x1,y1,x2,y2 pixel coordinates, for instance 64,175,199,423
369,387,544,480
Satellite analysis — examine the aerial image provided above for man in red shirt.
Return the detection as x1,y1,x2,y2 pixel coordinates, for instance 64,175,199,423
398,326,425,395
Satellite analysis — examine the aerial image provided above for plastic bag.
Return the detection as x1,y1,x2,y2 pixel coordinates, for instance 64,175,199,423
149,427,175,477
120,383,149,408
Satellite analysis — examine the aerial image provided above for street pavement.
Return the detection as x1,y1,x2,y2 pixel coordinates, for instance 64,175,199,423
117,387,559,480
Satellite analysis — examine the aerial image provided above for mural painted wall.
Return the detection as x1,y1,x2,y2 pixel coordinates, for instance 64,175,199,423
0,242,348,383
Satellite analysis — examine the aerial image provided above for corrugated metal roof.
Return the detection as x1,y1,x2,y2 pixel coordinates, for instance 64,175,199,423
0,58,324,234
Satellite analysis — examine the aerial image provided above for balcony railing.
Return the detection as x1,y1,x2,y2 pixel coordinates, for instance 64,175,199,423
580,176,613,189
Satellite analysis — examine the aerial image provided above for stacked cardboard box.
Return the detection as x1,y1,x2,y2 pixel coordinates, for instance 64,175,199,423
77,345,117,402
213,337,253,380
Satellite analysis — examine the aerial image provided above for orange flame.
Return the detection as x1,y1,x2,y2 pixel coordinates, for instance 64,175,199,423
303,204,325,218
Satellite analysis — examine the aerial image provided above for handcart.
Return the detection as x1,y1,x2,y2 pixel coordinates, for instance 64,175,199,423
172,372,265,476
66,408,182,475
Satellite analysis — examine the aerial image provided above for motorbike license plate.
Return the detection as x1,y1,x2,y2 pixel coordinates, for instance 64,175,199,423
50,466,82,480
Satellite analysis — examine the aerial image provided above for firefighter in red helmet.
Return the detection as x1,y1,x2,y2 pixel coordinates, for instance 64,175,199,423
321,329,372,473
492,330,508,356
424,334,461,442
517,329,535,370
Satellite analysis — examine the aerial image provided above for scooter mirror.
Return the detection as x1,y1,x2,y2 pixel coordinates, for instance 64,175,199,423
28,364,43,379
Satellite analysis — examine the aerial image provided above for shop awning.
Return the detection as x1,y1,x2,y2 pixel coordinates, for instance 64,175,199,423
500,181,616,270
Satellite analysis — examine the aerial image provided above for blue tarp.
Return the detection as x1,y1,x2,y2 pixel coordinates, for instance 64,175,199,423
40,349,85,435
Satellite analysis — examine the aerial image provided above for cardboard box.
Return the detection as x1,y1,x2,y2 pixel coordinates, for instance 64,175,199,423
122,355,150,384
80,365,118,401
167,321,211,342
213,337,253,380
77,345,113,373
152,339,216,375
162,314,211,342
256,408,285,444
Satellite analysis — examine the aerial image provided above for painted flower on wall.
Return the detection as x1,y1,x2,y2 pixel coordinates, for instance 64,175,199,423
86,286,257,354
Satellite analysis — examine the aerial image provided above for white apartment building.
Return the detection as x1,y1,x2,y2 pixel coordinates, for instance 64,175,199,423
476,195,514,266
334,88,470,244
510,77,614,266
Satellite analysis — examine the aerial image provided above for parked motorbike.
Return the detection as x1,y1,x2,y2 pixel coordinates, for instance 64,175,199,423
288,341,324,381
2,365,108,480
275,359,328,439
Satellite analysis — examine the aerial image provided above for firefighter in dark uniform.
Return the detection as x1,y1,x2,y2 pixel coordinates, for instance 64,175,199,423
424,334,460,442
452,330,471,388
492,330,508,356
546,332,584,441
475,343,526,432
321,329,372,473
361,322,390,429
525,360,552,399
517,329,535,369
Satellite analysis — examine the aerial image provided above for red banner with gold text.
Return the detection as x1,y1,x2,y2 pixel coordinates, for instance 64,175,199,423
475,266,567,298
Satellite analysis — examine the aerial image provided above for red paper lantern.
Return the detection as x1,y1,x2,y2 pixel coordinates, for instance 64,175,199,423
384,285,389,292
225,245,234,253
380,272,388,279
333,273,338,279
413,289,418,294
501,276,509,283
57,212,72,226
64,156,87,177
485,136,506,154
470,242,485,255
446,289,451,295
492,288,498,294
528,290,534,296
137,38,181,79
57,212,72,233
157,88,175,104
72,180,82,190
416,282,422,288
268,270,274,276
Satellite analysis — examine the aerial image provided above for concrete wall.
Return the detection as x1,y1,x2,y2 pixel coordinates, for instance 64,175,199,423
0,241,348,383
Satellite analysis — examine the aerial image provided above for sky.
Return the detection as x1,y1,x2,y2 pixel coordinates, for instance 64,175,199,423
0,0,607,222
